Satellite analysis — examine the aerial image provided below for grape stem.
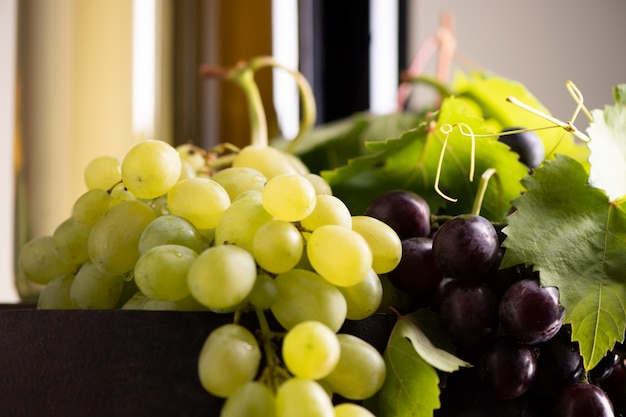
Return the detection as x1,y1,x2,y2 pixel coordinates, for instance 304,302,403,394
471,168,499,216
200,56,317,153
254,308,290,393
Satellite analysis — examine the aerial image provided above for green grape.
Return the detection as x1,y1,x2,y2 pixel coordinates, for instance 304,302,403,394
138,215,205,256
134,244,197,301
121,292,208,311
52,216,92,265
167,177,231,230
303,173,332,196
248,271,278,310
211,166,267,201
18,235,77,285
72,188,111,226
87,200,156,275
178,160,197,181
197,323,261,398
252,219,303,274
176,143,207,173
306,225,373,287
322,334,386,400
300,194,352,232
282,320,340,380
146,194,170,216
337,268,383,320
108,185,137,207
271,269,347,332
83,155,121,190
275,378,334,417
351,215,402,274
70,261,125,309
232,144,300,180
220,381,276,417
333,403,376,417
36,272,76,309
262,173,317,222
188,244,256,311
214,191,273,252
121,139,182,199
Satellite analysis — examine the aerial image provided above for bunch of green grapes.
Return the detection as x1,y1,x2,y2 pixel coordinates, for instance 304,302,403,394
18,138,402,416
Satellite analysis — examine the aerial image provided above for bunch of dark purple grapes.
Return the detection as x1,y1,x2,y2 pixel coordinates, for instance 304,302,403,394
365,190,620,417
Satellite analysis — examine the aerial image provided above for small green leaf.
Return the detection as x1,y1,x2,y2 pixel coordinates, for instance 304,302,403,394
501,155,626,369
397,309,471,373
376,318,441,417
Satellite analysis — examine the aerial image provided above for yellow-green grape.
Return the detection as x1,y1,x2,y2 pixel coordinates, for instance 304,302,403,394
108,185,137,207
167,177,231,230
276,378,334,417
87,200,156,275
262,173,317,222
300,194,352,232
270,269,347,332
211,166,267,201
333,403,376,417
138,215,205,256
187,245,256,311
178,161,196,181
322,334,386,400
176,142,207,172
303,173,332,196
18,235,77,285
121,140,182,199
337,268,383,320
220,381,276,417
282,320,340,380
84,155,121,190
36,272,76,309
248,272,278,310
52,216,92,265
121,292,208,311
214,191,273,252
232,145,300,179
70,261,125,309
134,244,197,301
306,225,373,287
72,188,111,226
252,219,303,274
197,323,261,398
351,215,402,274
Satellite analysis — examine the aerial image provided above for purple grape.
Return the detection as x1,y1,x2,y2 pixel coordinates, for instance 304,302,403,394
432,214,500,280
551,383,615,417
590,352,621,384
499,279,564,345
439,279,499,354
386,237,444,298
476,337,538,400
363,190,431,240
532,326,584,398
498,127,545,170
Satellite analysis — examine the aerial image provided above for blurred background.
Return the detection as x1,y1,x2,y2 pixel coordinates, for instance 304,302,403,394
1,0,625,302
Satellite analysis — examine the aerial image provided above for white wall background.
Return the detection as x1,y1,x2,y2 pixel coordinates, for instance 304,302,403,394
407,0,626,119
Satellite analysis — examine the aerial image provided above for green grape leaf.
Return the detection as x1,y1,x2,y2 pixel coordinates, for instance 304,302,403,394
396,309,471,373
322,96,530,220
375,315,442,417
274,111,425,174
587,84,626,201
501,155,626,369
453,71,590,166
